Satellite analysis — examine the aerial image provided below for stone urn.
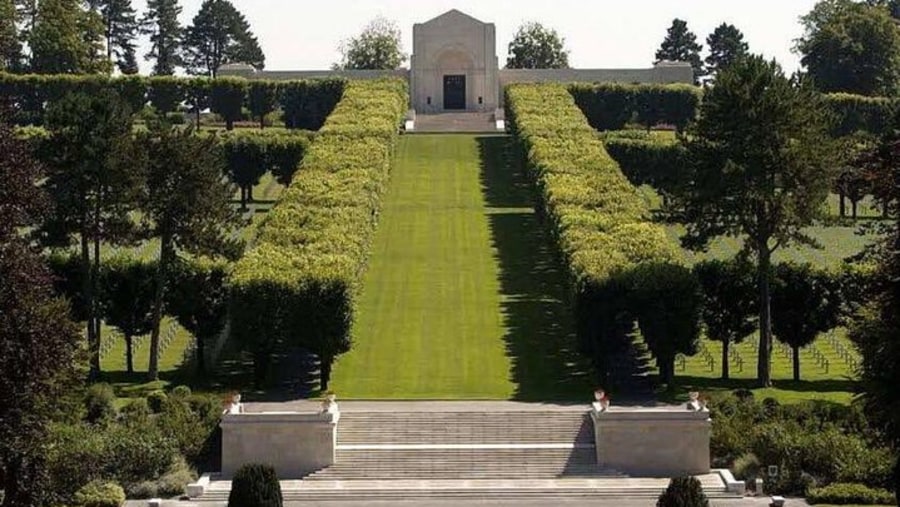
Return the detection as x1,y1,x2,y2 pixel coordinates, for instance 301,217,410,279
593,389,610,412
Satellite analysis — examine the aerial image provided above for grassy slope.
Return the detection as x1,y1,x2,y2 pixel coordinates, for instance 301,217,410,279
331,135,592,399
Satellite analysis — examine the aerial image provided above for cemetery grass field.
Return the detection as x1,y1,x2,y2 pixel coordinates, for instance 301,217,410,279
330,134,593,400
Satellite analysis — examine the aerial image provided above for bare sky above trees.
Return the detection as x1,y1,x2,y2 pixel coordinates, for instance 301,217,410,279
131,0,818,73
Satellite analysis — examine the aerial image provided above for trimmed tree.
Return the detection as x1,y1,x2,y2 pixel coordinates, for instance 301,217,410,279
209,76,247,130
657,476,709,507
669,55,841,387
247,80,279,129
694,259,758,380
183,0,265,78
167,257,229,376
630,263,702,390
223,134,267,209
227,463,283,507
655,18,704,84
99,256,156,374
705,23,749,78
506,22,570,69
336,16,406,70
139,125,241,380
772,263,841,381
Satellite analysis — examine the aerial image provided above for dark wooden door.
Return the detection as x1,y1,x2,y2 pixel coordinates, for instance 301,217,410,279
443,74,466,110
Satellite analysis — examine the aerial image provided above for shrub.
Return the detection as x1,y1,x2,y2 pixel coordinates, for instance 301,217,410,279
73,481,125,507
172,385,192,399
806,482,897,505
825,93,896,137
732,453,761,482
85,383,117,424
657,476,709,507
604,137,688,196
279,78,345,130
230,78,407,388
209,77,248,130
569,82,702,132
147,390,168,413
227,463,283,507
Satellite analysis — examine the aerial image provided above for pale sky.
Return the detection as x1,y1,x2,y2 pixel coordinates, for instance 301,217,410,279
131,0,819,74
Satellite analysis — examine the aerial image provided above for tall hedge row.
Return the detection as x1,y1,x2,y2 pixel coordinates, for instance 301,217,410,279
504,83,686,384
603,136,688,196
824,93,896,138
568,83,702,132
0,73,345,130
228,78,407,387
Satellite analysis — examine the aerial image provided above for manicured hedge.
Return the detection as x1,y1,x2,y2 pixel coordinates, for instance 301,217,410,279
0,72,345,130
568,83,702,132
824,93,896,138
806,483,896,505
504,83,685,384
603,136,688,195
229,78,407,387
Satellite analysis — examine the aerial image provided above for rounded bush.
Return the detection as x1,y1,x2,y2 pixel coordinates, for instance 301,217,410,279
73,480,125,507
227,463,283,507
732,452,761,481
656,476,709,507
147,390,168,413
171,385,192,399
85,383,117,423
806,482,896,505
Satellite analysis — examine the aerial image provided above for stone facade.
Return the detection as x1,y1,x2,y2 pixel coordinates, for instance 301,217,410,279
590,407,711,477
220,10,694,114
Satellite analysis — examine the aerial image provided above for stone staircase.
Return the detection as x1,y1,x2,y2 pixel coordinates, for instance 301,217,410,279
195,405,735,502
412,112,500,133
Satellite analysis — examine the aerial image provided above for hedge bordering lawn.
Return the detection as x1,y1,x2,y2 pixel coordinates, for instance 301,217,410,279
228,78,408,388
504,83,684,385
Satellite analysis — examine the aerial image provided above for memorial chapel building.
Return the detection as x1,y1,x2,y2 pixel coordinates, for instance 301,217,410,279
222,9,693,114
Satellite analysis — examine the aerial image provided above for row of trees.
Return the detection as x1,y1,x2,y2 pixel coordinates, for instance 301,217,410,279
34,91,240,380
0,0,264,77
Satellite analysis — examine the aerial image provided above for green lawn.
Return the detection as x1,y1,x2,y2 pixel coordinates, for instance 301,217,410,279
330,134,592,400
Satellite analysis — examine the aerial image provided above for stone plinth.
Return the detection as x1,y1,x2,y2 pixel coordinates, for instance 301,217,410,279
221,411,337,479
591,407,710,477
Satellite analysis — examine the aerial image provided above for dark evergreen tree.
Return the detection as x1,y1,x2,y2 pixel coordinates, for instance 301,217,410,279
139,125,241,380
657,476,709,507
705,23,749,78
655,18,704,84
0,0,22,71
88,0,139,74
506,21,570,69
0,116,82,507
29,0,109,73
140,0,183,75
40,92,144,378
183,0,265,78
669,56,841,387
227,463,283,507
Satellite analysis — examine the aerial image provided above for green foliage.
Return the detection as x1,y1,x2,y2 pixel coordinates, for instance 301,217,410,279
705,23,749,78
28,0,108,74
504,83,683,386
826,93,897,136
183,0,265,77
73,481,125,507
568,83,701,132
229,78,408,388
732,452,761,481
604,137,688,195
146,390,167,413
0,0,21,71
90,0,140,74
656,476,709,507
799,0,900,96
655,19,704,84
209,76,248,130
84,383,116,424
227,463,283,507
248,80,281,128
279,78,345,130
147,76,183,114
336,16,406,70
506,21,570,69
140,0,183,75
807,482,897,505
167,258,230,375
99,256,156,373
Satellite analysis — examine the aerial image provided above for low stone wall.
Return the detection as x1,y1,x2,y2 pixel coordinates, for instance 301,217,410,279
591,407,711,477
498,64,693,87
220,411,337,479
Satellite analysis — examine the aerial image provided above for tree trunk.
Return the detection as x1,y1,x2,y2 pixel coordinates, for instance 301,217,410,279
757,244,773,388
196,334,206,376
722,339,730,380
793,344,801,382
852,200,858,220
839,190,846,218
248,185,254,203
664,359,675,390
148,233,172,380
320,355,333,391
259,115,265,130
126,334,133,374
195,106,201,130
82,220,99,380
93,219,102,373
240,187,248,211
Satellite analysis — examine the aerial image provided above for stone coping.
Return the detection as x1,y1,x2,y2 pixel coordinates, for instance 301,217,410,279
240,400,682,414
221,411,337,424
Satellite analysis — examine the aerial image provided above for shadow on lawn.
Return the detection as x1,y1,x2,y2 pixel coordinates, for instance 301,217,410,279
656,375,856,404
477,135,594,402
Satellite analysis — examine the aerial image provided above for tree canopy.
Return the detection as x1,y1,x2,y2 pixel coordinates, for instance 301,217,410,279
28,0,109,74
336,16,406,70
0,0,21,71
140,0,183,75
183,0,264,77
798,0,900,95
88,0,139,74
705,23,749,78
655,18,704,84
669,55,841,387
506,21,570,69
